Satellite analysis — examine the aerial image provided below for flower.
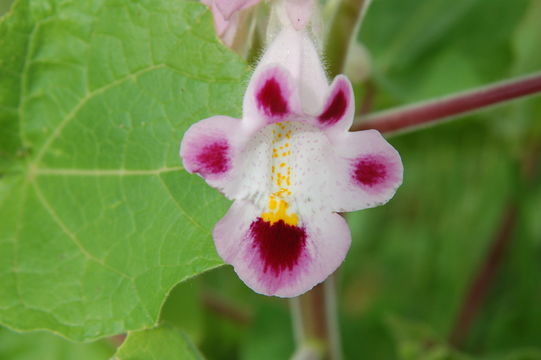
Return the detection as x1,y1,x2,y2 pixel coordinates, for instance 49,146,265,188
180,28,403,297
202,0,315,45
201,0,261,46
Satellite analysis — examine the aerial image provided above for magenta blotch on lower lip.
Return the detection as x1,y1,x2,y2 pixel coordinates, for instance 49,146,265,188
250,217,306,275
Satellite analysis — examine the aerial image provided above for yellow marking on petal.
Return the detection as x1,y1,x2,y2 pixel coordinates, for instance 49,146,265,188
264,122,299,225
269,197,277,210
262,198,298,226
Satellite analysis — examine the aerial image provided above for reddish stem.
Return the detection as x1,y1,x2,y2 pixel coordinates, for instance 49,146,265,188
352,72,541,134
200,290,252,326
448,204,517,348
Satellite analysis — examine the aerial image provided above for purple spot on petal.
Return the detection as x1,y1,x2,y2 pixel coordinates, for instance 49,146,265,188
250,218,306,275
319,89,347,125
353,155,387,187
196,140,229,175
256,78,289,117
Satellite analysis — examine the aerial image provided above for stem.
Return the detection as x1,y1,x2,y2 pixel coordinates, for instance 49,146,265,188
200,289,251,325
351,72,541,134
448,204,517,348
359,80,376,115
325,0,371,78
290,276,342,360
230,8,257,58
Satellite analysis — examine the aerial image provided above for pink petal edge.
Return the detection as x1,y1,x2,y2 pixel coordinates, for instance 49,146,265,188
214,200,351,297
180,116,242,189
330,130,403,212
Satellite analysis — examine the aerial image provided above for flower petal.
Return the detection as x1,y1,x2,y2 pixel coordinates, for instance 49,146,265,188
180,116,243,192
254,28,328,116
243,65,301,128
317,75,354,132
203,1,229,36
214,200,351,297
285,0,315,30
214,0,261,20
330,130,403,212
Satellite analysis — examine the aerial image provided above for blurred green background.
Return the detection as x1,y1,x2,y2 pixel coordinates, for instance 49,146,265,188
1,0,540,359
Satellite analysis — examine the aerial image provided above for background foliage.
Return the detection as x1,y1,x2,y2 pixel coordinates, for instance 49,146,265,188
0,0,540,359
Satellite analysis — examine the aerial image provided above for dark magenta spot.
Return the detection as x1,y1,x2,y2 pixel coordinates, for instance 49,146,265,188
256,78,289,117
196,141,229,175
318,89,347,125
250,218,306,275
353,156,387,187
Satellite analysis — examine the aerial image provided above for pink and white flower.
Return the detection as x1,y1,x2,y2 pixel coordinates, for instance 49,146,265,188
201,0,261,45
180,28,403,297
202,0,315,45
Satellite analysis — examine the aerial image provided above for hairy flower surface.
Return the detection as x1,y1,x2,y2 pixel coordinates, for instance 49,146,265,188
180,28,402,297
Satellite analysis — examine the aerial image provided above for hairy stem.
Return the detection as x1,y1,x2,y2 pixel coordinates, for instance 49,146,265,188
325,0,371,78
290,275,342,360
351,72,541,134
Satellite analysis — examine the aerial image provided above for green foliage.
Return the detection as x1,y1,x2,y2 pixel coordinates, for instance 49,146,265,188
344,0,541,358
113,324,203,360
0,0,247,341
387,316,541,360
0,327,115,360
361,0,530,102
0,0,540,358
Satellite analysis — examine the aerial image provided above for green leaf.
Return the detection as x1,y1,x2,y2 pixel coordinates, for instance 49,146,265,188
0,0,14,17
160,279,204,343
239,303,294,360
0,0,247,341
0,326,115,360
386,316,541,360
496,0,541,143
360,0,530,102
387,316,473,360
114,324,203,360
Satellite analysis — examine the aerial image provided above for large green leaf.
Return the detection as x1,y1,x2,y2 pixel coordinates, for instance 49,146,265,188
0,326,115,360
0,0,247,341
113,324,203,360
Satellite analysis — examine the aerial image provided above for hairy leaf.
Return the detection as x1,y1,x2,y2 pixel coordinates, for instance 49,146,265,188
0,327,114,360
0,0,247,341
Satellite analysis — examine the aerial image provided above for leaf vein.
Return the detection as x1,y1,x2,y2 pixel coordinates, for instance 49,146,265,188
31,181,133,280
